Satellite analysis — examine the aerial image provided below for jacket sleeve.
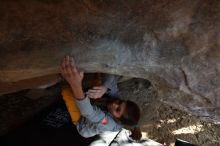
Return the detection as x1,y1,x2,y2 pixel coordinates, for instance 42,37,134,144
75,95,122,137
75,95,105,123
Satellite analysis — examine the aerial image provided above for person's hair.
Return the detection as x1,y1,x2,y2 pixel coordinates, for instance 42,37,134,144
120,100,142,141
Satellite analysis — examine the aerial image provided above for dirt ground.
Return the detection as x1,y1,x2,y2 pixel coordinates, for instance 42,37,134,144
0,77,220,146
118,78,220,146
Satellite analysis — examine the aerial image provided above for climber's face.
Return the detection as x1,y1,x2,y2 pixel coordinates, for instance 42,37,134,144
107,99,126,119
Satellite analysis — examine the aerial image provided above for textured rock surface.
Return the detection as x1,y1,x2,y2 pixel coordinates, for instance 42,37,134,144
0,0,219,123
118,78,220,146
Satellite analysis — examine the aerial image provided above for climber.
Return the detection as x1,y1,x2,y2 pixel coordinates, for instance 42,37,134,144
60,56,142,141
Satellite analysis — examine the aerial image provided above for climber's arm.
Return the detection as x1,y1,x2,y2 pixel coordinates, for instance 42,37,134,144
60,56,84,100
60,56,106,121
88,74,119,99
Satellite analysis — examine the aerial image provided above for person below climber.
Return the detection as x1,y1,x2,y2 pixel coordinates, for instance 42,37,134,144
60,56,142,141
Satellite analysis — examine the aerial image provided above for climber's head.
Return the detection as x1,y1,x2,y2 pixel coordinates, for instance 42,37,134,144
107,98,142,140
107,98,140,125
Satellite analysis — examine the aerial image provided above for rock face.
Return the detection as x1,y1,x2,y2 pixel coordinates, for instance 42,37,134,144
0,0,219,123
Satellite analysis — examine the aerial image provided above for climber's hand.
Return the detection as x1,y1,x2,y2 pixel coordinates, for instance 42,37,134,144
60,56,84,89
88,86,107,99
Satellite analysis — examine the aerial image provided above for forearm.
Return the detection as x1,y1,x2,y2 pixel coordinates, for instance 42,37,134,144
70,83,85,100
60,55,85,100
75,95,105,123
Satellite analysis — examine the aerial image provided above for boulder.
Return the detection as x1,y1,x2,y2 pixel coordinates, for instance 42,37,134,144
0,0,219,123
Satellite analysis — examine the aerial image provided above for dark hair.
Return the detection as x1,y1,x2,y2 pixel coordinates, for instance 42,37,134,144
120,100,142,140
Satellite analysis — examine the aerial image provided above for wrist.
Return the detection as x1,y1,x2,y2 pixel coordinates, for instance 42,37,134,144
70,85,84,100
69,81,82,89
